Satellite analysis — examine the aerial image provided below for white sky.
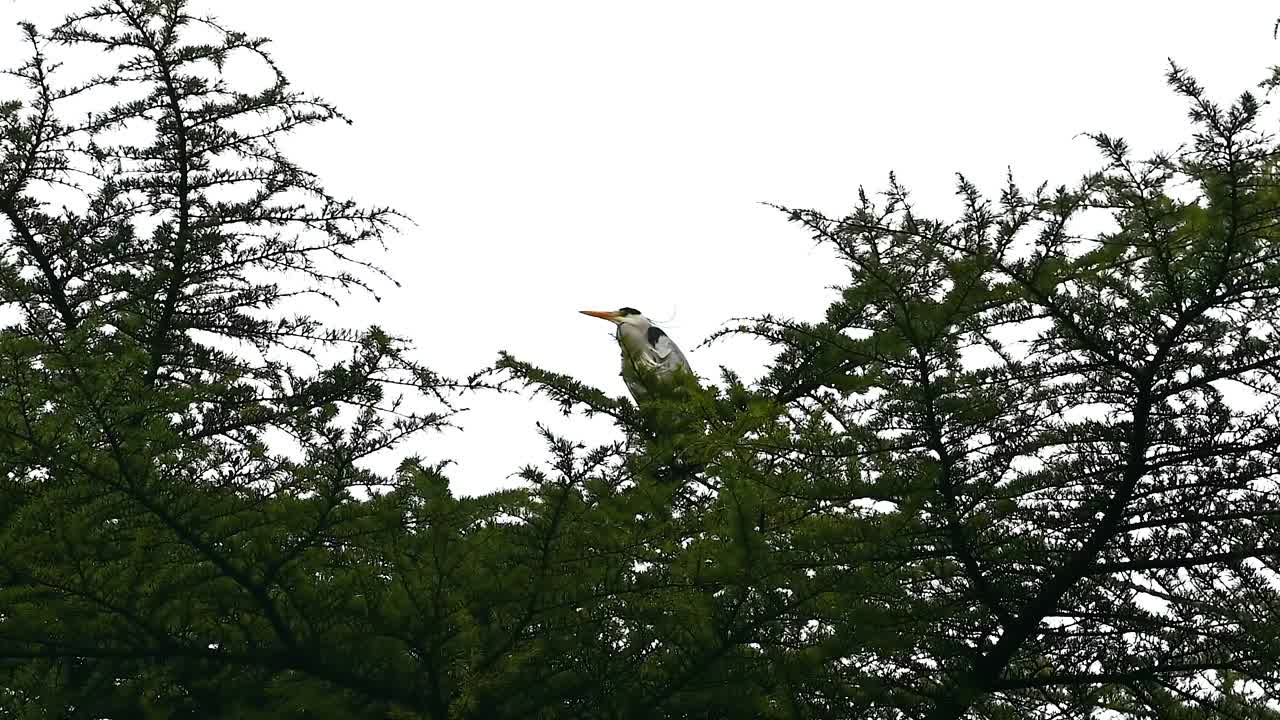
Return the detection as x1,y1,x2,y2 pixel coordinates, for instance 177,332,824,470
3,1,1279,494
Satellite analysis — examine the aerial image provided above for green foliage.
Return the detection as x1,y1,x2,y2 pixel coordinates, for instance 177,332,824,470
4,3,1280,720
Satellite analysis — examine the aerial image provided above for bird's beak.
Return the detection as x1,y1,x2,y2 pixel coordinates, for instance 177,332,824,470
580,310,623,323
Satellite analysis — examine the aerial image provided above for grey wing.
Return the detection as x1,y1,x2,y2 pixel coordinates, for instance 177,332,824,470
622,373,649,402
647,326,691,376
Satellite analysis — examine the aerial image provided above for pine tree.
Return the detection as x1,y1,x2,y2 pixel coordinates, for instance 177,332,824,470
705,65,1280,718
0,2,454,716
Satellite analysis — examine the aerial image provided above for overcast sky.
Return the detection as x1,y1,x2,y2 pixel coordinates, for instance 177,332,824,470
3,1,1278,494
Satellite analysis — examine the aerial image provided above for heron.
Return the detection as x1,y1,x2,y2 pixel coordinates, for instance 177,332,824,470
580,307,693,402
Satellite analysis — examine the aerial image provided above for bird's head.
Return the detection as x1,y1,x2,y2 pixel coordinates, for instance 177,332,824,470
579,307,649,328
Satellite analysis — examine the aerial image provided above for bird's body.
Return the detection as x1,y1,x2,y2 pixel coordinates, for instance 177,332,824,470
580,307,692,401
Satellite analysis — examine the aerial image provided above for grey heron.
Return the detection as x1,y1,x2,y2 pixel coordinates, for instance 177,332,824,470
580,307,693,402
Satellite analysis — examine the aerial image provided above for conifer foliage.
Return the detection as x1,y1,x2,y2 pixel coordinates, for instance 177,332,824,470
4,2,1280,719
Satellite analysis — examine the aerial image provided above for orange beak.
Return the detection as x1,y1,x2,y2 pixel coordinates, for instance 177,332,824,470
579,310,623,323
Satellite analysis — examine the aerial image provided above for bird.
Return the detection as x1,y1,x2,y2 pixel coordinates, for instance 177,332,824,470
579,307,693,402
